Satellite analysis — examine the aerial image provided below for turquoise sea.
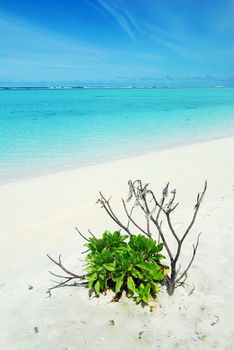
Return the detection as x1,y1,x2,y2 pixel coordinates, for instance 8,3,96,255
0,87,234,183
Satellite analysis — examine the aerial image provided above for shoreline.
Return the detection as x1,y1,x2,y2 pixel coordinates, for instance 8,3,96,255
1,133,234,186
1,86,234,90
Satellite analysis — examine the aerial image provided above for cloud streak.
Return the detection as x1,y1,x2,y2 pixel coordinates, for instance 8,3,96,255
0,1,232,83
96,0,136,41
90,0,202,59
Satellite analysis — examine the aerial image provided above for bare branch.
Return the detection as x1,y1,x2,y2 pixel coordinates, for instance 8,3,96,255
146,214,150,237
176,233,202,283
122,198,149,236
47,254,86,293
165,212,180,243
150,216,174,262
98,192,132,235
172,181,207,267
181,181,207,244
165,189,177,212
49,270,72,279
98,179,207,296
125,203,135,230
48,278,87,293
48,179,206,297
47,254,85,279
75,227,90,242
88,229,97,239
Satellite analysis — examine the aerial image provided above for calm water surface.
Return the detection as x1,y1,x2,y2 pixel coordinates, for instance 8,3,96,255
0,87,234,183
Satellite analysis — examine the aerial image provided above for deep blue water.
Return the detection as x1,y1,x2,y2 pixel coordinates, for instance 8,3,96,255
0,87,233,183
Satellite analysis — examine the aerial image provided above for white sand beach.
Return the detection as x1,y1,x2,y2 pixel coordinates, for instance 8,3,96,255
0,136,234,350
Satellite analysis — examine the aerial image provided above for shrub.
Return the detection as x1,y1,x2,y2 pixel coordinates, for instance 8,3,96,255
85,230,168,305
48,179,206,302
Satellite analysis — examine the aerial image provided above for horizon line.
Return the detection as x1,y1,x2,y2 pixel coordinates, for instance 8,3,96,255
0,85,233,91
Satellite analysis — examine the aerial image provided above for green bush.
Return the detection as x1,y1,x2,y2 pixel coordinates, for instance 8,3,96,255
85,230,168,305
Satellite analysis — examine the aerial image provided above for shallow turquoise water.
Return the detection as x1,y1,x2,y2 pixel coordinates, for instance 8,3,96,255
0,87,234,183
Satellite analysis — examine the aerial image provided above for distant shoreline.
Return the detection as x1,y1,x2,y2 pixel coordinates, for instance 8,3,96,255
0,85,233,91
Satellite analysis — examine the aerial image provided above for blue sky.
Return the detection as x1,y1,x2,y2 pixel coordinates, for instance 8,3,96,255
0,0,233,86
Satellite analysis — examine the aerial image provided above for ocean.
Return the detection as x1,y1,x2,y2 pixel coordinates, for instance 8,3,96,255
0,87,234,183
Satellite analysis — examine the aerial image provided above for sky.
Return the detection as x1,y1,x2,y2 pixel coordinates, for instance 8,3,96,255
0,0,233,86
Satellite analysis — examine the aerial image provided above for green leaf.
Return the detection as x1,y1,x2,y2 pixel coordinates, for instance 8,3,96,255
156,254,166,260
127,291,133,298
151,282,159,294
99,278,105,291
87,273,97,289
115,277,124,293
160,264,169,277
145,283,151,295
151,270,164,281
136,262,155,272
156,243,164,252
86,266,94,273
94,280,101,295
121,235,128,241
103,263,115,272
131,268,143,279
127,276,135,292
136,296,141,303
113,231,120,239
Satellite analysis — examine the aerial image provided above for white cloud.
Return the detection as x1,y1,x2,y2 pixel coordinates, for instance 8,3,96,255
96,0,136,41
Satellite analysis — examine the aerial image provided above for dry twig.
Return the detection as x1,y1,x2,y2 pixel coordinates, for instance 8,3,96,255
47,179,207,296
47,254,87,293
97,179,207,295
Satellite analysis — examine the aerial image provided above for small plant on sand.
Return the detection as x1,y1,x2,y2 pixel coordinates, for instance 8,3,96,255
48,179,206,301
48,231,168,305
85,231,168,304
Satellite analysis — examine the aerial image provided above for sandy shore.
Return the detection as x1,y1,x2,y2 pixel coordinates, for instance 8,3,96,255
0,136,234,350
